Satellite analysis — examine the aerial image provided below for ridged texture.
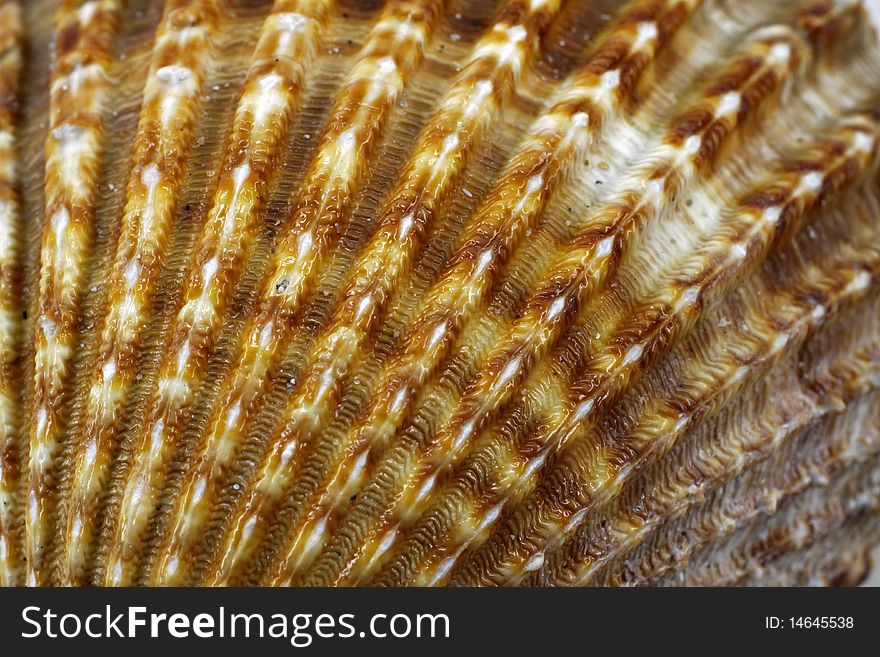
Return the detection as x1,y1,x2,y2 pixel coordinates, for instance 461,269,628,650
0,0,878,586
0,0,22,587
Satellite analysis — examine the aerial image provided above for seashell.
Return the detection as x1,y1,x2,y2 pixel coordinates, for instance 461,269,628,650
0,0,878,587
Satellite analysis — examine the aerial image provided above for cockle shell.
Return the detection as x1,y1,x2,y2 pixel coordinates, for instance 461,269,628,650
0,0,879,587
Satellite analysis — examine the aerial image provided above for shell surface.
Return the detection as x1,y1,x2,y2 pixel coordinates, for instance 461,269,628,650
0,0,879,586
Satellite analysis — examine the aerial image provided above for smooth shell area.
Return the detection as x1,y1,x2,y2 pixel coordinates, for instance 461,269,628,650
0,0,879,586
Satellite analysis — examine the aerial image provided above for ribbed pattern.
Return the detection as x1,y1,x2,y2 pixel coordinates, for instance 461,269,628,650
0,0,22,587
0,0,878,586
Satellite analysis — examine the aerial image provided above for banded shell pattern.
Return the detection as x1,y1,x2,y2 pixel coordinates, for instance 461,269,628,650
0,0,879,586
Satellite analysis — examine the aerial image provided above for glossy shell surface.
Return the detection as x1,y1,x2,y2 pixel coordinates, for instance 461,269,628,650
0,0,879,586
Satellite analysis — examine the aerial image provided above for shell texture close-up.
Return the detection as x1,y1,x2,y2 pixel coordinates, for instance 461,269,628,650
0,0,879,587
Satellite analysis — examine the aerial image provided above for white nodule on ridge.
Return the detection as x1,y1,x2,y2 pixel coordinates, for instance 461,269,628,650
645,178,664,200
767,42,791,66
84,439,97,470
454,420,476,451
514,174,544,214
51,206,70,237
150,420,165,456
347,450,369,484
429,555,458,586
844,270,871,295
506,25,528,43
416,472,437,501
622,343,643,367
390,386,408,415
373,529,397,560
525,174,544,197
77,1,99,25
716,92,741,117
33,441,51,471
497,356,522,388
335,129,357,163
522,452,547,481
376,56,397,76
259,320,274,348
600,69,620,91
27,491,39,526
276,12,308,32
109,560,123,586
202,257,219,282
242,514,258,541
564,508,588,534
52,123,85,144
427,321,447,351
279,440,298,468
595,236,615,259
192,477,207,505
398,214,414,240
852,131,874,154
355,294,373,321
156,65,193,86
102,357,116,383
39,316,57,340
732,365,749,384
475,249,493,276
676,286,700,310
176,340,191,374
226,401,241,428
571,112,589,129
762,206,782,224
771,332,789,353
796,171,823,196
524,551,545,572
296,230,313,261
233,162,250,191
634,22,658,50
440,133,460,159
123,260,140,287
573,398,594,422
304,517,328,554
141,162,161,187
547,295,566,320
683,135,701,154
478,504,504,532
164,555,179,577
475,79,494,99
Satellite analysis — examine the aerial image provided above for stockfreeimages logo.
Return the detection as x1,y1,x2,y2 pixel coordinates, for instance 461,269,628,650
21,606,451,646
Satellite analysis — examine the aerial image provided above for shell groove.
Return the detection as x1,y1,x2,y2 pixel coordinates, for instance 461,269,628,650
0,0,879,586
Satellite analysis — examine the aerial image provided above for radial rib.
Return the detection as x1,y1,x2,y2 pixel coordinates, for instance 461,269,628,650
152,0,448,587
101,0,333,586
27,0,123,587
0,0,23,588
203,0,566,585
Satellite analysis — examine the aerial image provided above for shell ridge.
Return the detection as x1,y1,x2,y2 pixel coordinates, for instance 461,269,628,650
0,0,24,587
450,183,880,585
53,0,222,588
153,0,447,587
548,272,880,585
202,0,566,586
27,0,124,587
276,0,706,587
100,0,336,586
301,11,821,586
